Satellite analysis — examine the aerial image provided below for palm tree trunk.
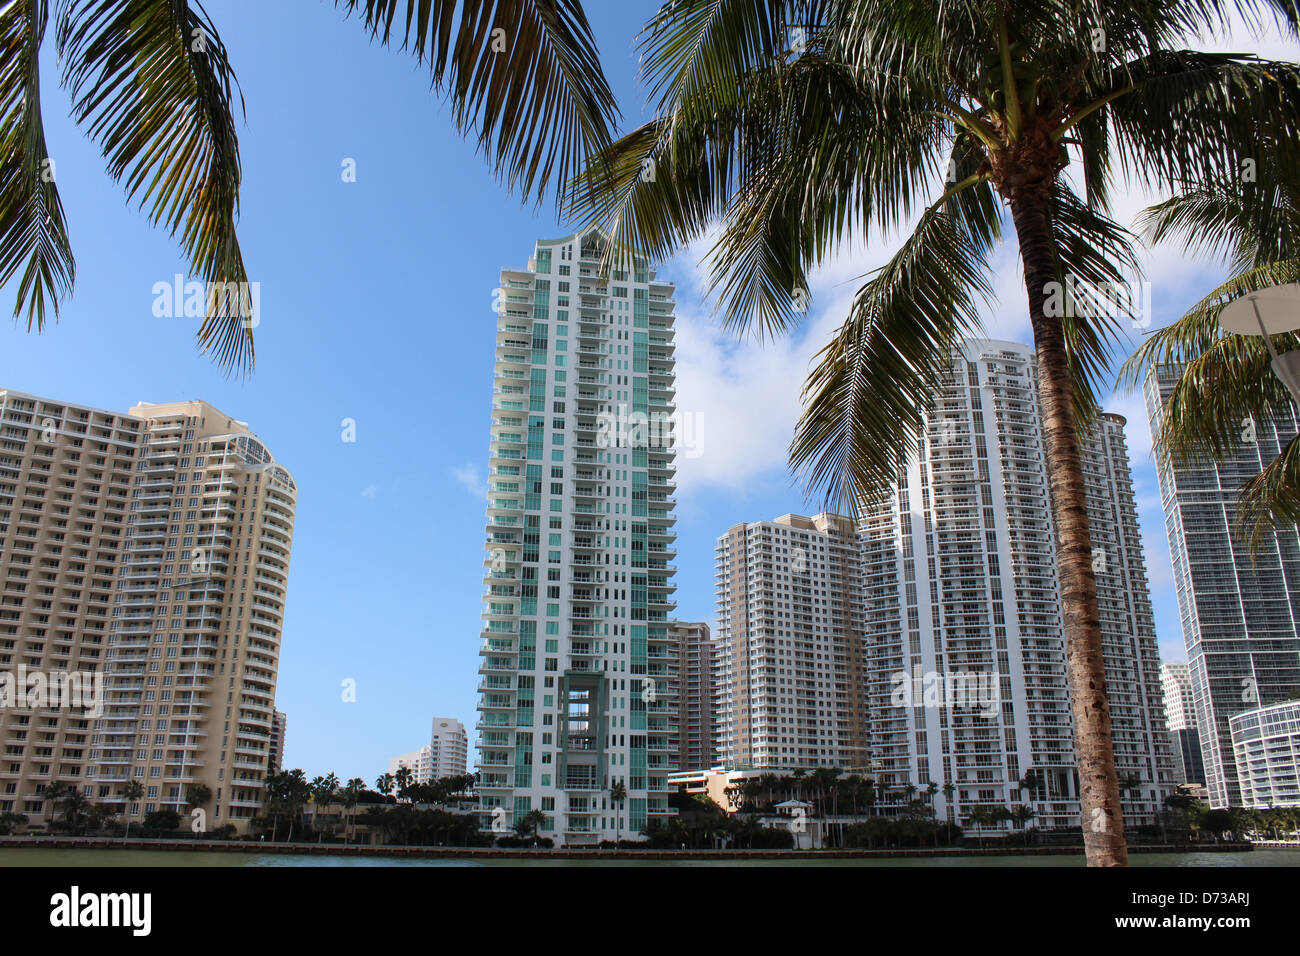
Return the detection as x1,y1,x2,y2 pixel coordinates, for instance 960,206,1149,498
1009,188,1128,868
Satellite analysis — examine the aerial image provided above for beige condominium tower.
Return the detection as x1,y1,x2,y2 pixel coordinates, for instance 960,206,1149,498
715,513,869,770
0,390,295,832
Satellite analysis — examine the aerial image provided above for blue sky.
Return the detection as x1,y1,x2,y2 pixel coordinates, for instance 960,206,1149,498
1,3,1290,783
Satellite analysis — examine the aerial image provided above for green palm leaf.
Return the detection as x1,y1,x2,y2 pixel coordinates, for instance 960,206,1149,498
791,206,991,514
58,0,252,371
0,0,73,330
338,0,617,207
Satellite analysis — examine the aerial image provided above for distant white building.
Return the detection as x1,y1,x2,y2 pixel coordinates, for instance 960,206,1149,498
389,746,434,785
389,718,468,787
430,717,468,779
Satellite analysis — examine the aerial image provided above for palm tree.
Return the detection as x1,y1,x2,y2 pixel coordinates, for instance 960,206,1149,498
516,808,547,846
375,773,395,801
393,765,413,803
310,773,339,840
608,779,627,845
121,780,144,841
568,0,1300,867
266,768,311,841
1120,773,1143,800
339,778,365,844
41,781,68,829
60,789,89,834
1010,804,1037,845
1120,148,1300,548
185,783,212,813
967,805,993,848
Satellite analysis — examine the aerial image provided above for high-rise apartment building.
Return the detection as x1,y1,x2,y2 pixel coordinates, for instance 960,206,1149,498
669,622,720,771
715,513,868,771
861,340,1171,828
1161,662,1205,785
0,389,295,831
475,230,679,846
430,716,467,778
1145,364,1300,807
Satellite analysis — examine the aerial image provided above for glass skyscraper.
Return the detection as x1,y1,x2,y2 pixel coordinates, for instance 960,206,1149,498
1145,364,1300,807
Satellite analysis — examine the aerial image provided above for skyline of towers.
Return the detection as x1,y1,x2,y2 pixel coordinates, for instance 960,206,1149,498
1145,364,1300,808
0,389,296,831
475,230,680,846
701,341,1174,828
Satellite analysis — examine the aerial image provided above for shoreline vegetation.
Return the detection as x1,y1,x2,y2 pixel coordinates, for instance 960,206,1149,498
0,836,1257,861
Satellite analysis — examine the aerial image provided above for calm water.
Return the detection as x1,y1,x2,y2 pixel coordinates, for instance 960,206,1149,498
3,847,1298,867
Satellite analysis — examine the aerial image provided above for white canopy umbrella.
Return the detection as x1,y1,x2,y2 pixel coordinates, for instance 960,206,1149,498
1220,283,1300,404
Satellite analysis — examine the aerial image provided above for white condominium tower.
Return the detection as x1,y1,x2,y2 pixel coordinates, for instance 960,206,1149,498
1145,364,1300,807
0,390,295,831
476,230,679,846
861,340,1171,828
430,716,467,778
391,717,468,786
715,513,868,771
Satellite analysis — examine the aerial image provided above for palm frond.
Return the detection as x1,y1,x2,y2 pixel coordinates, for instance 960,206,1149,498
1239,432,1300,553
1120,260,1300,469
338,0,617,207
1102,52,1300,197
572,46,948,339
567,116,731,274
702,50,946,339
1119,259,1300,385
58,0,253,372
1139,164,1299,274
638,0,793,117
790,207,992,514
1043,184,1141,424
942,127,1000,256
0,0,73,330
